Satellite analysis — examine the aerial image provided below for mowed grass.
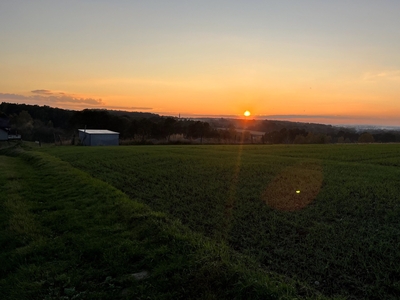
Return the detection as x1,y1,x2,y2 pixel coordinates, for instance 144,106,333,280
1,146,321,300
41,144,400,299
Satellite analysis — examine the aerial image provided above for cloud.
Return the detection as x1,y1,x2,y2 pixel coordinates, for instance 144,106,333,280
0,90,153,111
258,114,390,123
105,105,153,111
0,93,29,101
0,90,104,106
363,70,400,82
177,113,239,118
255,114,400,126
42,95,103,105
31,89,54,95
259,114,355,120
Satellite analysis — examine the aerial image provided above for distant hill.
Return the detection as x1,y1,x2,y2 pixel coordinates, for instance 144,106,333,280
1,102,399,143
197,117,342,135
105,109,160,119
0,102,74,129
0,103,160,123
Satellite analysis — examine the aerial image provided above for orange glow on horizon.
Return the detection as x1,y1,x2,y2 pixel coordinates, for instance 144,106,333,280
3,79,400,126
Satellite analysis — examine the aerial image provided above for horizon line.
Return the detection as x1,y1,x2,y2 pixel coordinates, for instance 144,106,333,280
2,101,400,128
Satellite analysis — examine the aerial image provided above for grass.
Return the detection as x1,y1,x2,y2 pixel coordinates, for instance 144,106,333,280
38,143,400,299
0,145,320,300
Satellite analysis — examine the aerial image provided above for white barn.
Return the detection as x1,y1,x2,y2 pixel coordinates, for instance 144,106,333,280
78,129,119,146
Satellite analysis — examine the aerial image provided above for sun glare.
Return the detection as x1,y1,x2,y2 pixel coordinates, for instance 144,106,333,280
244,110,251,117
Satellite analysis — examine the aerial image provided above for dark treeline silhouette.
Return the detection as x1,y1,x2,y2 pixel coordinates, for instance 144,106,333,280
1,102,400,144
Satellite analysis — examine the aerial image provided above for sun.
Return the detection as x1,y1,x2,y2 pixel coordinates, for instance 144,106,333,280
244,110,251,117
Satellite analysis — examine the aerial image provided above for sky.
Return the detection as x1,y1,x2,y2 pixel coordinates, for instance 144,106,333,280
1,0,400,126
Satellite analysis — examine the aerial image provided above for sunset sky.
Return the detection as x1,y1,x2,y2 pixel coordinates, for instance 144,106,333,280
1,1,400,125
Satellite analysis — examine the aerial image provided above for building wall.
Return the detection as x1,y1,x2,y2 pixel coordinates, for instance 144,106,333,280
0,129,8,141
78,131,89,145
90,134,119,146
79,131,119,146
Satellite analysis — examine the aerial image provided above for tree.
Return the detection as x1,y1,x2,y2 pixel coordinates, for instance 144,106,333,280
293,134,306,144
337,136,345,143
264,129,287,144
127,119,138,139
164,117,177,141
137,118,153,142
12,111,34,140
16,110,33,128
187,121,211,143
358,132,374,143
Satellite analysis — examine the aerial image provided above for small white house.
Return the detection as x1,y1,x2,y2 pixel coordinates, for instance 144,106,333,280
78,129,119,146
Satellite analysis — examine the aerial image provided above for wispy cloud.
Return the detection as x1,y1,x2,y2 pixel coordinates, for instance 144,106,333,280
256,114,400,126
0,90,104,106
0,90,153,112
0,93,26,101
259,114,355,120
42,95,103,105
31,89,54,95
363,70,400,82
105,105,153,111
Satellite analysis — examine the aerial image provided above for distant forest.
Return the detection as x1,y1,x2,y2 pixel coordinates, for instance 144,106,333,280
1,102,400,144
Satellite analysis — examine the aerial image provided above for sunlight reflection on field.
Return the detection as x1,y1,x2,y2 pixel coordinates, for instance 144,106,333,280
263,161,323,211
223,131,247,238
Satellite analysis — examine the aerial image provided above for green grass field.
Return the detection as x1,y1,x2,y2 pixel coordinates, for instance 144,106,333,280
2,143,400,299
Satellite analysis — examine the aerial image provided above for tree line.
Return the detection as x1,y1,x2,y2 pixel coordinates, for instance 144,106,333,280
1,102,399,144
262,127,398,144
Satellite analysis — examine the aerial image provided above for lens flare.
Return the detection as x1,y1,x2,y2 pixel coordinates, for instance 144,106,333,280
263,162,323,211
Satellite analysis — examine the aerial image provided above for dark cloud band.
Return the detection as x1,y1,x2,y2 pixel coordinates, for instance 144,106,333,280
0,91,152,111
0,91,103,105
31,89,53,95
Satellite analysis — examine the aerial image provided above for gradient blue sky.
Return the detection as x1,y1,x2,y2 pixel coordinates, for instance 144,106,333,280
1,1,399,125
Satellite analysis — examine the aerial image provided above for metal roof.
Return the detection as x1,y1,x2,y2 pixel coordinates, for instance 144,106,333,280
78,129,119,135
